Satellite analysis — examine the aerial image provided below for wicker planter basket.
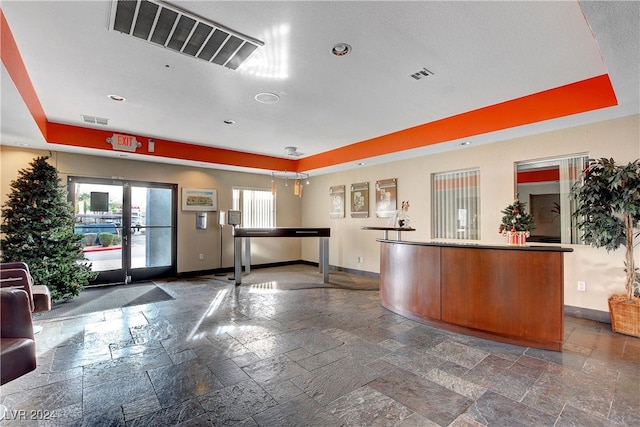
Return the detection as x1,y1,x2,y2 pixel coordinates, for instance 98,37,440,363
608,295,640,337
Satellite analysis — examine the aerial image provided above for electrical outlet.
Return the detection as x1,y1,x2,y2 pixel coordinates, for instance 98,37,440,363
199,253,204,260
577,281,586,291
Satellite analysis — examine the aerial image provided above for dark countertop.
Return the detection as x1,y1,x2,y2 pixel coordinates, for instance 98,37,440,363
376,239,573,252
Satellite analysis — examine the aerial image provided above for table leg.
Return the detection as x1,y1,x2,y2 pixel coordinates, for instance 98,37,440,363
321,237,329,283
318,238,323,274
234,236,242,285
245,237,251,275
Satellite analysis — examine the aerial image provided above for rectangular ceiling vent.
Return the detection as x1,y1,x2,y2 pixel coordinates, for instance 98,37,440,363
109,0,263,70
410,67,434,80
82,115,109,125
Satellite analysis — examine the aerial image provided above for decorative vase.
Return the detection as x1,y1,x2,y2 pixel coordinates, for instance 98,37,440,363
506,231,527,246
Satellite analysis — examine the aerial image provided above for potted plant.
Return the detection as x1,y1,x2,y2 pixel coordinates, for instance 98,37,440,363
498,194,535,245
570,157,640,337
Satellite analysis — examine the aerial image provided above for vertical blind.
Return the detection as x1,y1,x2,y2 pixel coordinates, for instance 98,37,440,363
559,156,587,244
432,169,480,240
232,187,275,228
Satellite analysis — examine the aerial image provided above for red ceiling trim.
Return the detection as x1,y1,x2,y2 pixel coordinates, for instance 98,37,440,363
46,123,298,172
1,9,48,139
298,74,617,172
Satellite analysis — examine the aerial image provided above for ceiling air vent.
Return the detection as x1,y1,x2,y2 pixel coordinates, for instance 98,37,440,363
82,115,109,125
410,67,434,80
109,0,263,70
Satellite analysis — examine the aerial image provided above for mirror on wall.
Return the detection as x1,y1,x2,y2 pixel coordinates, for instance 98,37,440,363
515,154,588,244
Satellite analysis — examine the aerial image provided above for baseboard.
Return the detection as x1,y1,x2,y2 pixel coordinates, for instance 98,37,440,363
564,305,611,324
329,265,380,279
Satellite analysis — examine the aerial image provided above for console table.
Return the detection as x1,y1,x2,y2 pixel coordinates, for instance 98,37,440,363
232,228,330,285
378,239,572,351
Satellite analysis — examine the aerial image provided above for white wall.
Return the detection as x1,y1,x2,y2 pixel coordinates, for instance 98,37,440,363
301,114,640,313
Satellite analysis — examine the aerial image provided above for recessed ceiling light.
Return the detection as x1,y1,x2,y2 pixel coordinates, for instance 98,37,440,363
460,141,471,146
255,92,280,104
223,120,236,125
332,43,351,56
108,94,126,102
358,162,366,166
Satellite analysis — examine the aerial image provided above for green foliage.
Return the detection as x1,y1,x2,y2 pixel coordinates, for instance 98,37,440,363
498,194,536,235
570,158,640,299
1,156,97,301
98,233,115,247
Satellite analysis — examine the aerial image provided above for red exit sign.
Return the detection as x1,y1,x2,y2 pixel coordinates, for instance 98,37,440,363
106,133,142,153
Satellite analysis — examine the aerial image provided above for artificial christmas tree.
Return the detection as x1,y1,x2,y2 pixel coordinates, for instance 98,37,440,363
498,194,536,245
1,156,95,300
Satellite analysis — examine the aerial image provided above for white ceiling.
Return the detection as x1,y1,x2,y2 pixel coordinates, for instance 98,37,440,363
1,1,638,175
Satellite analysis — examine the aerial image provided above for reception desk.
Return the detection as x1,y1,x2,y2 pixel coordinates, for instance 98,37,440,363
232,227,330,285
379,240,572,351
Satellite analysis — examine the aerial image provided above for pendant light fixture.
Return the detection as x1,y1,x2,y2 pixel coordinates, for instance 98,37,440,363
271,172,276,195
270,171,309,197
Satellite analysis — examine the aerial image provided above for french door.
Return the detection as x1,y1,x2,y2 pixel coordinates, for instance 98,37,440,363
68,177,177,285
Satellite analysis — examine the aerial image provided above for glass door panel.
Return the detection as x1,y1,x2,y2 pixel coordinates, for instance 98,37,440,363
68,177,176,285
129,185,176,281
71,181,124,283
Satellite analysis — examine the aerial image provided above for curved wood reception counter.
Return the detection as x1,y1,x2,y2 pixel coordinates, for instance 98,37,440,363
379,240,573,351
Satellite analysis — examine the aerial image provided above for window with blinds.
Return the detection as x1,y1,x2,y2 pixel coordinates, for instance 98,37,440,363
432,169,480,240
232,187,275,228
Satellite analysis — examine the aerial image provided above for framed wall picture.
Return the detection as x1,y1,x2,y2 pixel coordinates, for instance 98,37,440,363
181,188,217,211
350,182,369,218
329,185,345,218
375,178,397,218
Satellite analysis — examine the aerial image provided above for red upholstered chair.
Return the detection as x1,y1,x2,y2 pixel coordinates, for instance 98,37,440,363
0,267,35,311
0,288,37,385
0,263,51,313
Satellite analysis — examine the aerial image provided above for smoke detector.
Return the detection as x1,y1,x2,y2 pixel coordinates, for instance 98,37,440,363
284,146,303,157
255,92,280,104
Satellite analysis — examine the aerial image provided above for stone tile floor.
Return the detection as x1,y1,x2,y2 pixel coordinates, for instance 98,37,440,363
1,265,638,426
